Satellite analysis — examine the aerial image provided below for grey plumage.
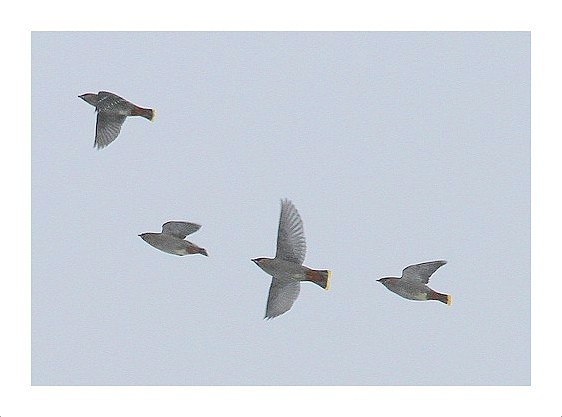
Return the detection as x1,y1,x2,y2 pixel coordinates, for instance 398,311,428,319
401,261,447,284
252,199,330,319
275,199,306,264
79,91,154,149
265,278,301,319
377,260,451,305
139,221,207,257
161,221,201,239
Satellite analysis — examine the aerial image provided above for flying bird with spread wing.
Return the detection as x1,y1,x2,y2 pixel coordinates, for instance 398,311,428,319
377,260,451,305
252,199,330,319
79,91,154,149
139,221,208,257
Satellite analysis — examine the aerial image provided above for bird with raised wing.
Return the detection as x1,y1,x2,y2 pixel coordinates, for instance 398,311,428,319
252,199,330,319
377,260,451,305
79,91,154,149
139,221,208,257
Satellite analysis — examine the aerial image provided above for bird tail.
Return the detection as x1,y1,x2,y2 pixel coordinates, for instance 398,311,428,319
306,269,331,290
433,292,451,305
132,106,155,121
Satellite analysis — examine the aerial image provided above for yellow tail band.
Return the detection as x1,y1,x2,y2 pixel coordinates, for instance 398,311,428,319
447,294,452,306
325,270,331,290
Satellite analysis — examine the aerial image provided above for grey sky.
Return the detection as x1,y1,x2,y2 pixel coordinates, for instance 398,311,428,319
31,31,530,385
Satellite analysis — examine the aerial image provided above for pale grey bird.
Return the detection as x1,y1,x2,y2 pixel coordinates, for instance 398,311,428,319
252,199,330,319
78,91,154,149
139,221,208,257
377,260,451,305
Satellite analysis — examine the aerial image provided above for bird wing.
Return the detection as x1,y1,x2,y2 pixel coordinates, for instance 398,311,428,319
94,111,126,149
161,221,201,239
402,260,447,284
265,277,301,319
275,199,306,264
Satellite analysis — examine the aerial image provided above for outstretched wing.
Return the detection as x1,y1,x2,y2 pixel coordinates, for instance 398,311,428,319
161,221,201,239
265,277,301,319
402,260,447,284
275,199,306,264
94,111,126,149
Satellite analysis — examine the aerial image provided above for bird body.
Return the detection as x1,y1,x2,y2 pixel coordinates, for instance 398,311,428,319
252,199,330,319
378,277,448,303
252,257,330,287
139,221,208,257
78,91,154,149
377,260,451,305
139,233,205,256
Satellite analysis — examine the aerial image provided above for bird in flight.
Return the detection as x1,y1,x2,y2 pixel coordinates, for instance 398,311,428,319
377,260,451,305
252,199,330,319
79,91,154,149
139,221,208,257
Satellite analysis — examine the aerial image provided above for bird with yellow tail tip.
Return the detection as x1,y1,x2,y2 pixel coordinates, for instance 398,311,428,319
79,91,155,149
377,260,451,305
252,199,331,319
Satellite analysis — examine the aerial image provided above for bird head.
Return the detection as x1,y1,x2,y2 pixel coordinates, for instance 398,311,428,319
78,93,100,106
251,257,275,274
251,257,272,268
